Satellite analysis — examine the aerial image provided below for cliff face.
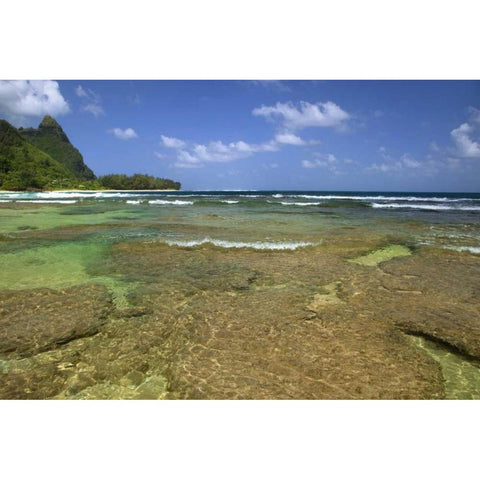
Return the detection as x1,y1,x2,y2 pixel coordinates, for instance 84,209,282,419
19,116,95,181
0,119,76,190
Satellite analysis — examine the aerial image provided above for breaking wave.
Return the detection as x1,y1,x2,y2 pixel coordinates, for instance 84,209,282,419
164,238,317,250
279,201,323,206
371,203,480,211
148,200,194,205
444,246,480,254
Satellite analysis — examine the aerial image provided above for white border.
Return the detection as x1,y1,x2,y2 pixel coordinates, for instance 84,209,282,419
1,1,479,478
1,1,479,79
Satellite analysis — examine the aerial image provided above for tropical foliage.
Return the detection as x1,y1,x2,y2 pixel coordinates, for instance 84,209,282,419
98,173,181,190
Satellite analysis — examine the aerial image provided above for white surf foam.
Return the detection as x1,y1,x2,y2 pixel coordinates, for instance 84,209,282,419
164,238,317,250
279,201,323,206
148,200,194,205
15,200,78,204
444,246,480,254
371,203,480,211
295,195,474,202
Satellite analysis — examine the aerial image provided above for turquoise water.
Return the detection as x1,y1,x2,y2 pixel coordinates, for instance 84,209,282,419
2,190,480,248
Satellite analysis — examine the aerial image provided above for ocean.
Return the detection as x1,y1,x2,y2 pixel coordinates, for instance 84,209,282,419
1,190,480,399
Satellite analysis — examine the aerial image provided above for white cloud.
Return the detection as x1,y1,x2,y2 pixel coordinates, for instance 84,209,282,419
76,84,105,116
84,103,105,117
274,132,306,145
450,122,480,159
301,153,338,169
192,139,278,163
173,150,202,168
252,101,350,130
153,151,166,159
468,106,480,124
400,153,421,168
108,127,138,140
161,126,317,168
367,162,401,173
0,80,70,121
161,135,186,149
75,85,88,98
247,80,291,92
367,152,429,174
301,160,319,169
165,135,281,168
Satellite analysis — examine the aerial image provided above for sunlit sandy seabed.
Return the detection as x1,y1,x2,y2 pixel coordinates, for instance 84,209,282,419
1,190,480,399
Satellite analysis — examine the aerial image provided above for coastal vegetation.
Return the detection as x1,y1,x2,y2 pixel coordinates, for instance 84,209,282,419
0,117,180,191
98,173,180,190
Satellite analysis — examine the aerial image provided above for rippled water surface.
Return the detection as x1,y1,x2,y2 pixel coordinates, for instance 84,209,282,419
1,190,479,399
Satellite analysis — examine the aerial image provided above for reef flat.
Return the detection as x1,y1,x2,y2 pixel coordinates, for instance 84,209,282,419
1,190,479,399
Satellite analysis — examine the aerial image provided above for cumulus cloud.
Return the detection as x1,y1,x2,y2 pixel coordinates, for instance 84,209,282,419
192,139,278,163
252,101,351,130
174,150,202,168
76,84,105,116
274,132,307,145
108,127,138,140
0,80,70,123
160,117,323,168
160,132,284,168
161,135,186,149
450,122,480,159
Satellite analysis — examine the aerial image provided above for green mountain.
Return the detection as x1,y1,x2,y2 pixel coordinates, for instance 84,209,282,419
0,120,78,190
19,116,95,181
0,116,180,191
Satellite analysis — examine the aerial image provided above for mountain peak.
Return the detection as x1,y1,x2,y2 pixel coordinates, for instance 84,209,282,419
18,117,96,181
39,115,63,130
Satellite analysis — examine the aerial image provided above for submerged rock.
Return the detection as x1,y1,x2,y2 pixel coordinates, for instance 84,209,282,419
306,282,344,312
0,284,113,356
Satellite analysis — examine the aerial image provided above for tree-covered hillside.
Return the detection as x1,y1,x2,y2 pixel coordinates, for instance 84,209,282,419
19,116,96,181
0,120,79,190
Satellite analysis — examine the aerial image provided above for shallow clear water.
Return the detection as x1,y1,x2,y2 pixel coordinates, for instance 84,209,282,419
1,190,479,399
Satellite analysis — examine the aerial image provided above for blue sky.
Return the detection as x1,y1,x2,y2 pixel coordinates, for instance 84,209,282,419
1,80,479,191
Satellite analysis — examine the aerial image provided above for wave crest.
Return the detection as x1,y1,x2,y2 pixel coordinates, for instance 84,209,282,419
164,238,317,250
